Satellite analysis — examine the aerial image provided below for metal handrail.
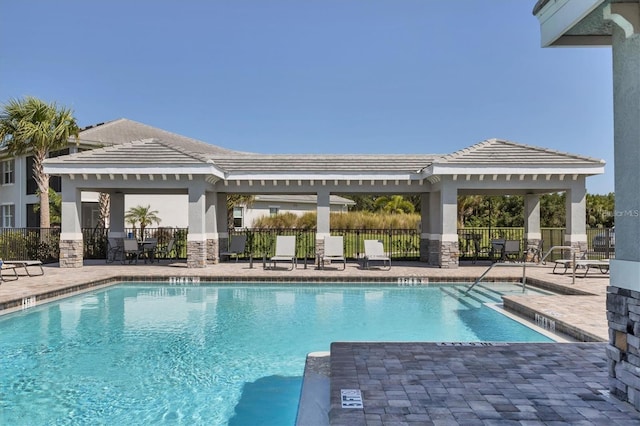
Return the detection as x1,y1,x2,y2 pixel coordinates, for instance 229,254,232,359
539,245,575,264
466,244,580,295
538,245,577,285
465,261,528,295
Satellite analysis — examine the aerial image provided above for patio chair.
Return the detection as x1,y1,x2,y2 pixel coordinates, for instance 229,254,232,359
320,235,346,270
141,238,158,263
122,238,144,264
267,236,297,270
575,259,610,277
502,240,521,262
106,237,124,264
363,240,391,270
0,260,19,282
154,238,176,261
2,260,44,276
553,251,586,274
220,235,246,262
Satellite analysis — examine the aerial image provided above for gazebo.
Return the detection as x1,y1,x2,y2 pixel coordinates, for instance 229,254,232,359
43,118,604,269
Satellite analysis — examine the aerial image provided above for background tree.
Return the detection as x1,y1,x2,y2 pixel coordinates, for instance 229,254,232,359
125,205,161,237
34,188,61,226
98,193,110,228
0,96,79,228
374,195,415,214
457,195,483,227
586,193,615,228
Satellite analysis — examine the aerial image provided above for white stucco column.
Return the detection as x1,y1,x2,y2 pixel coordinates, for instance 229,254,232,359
524,194,541,242
205,191,219,263
604,5,640,409
419,193,430,262
187,181,207,268
564,181,587,255
59,177,83,268
428,181,459,268
108,192,125,238
316,189,330,236
610,10,640,289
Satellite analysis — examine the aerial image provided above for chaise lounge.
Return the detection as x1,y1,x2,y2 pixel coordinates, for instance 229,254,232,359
2,260,44,276
320,235,346,270
267,235,297,270
363,240,391,270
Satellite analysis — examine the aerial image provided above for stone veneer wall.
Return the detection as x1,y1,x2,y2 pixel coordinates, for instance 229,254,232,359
59,240,84,268
425,239,458,268
187,240,207,268
420,238,429,263
207,238,219,264
607,286,640,410
570,241,588,259
439,241,459,269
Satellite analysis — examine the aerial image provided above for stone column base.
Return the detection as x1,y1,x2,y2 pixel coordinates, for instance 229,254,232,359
187,240,207,268
59,240,84,268
208,238,220,264
607,285,640,410
568,240,588,259
524,238,542,262
426,239,459,268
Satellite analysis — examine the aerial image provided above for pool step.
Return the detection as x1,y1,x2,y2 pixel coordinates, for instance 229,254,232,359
440,286,494,307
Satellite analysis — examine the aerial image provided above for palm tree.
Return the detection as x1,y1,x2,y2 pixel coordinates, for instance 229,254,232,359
125,205,161,238
98,193,110,228
0,96,79,228
374,195,415,214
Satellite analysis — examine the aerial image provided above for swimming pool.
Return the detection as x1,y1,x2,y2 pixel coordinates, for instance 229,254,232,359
0,282,554,425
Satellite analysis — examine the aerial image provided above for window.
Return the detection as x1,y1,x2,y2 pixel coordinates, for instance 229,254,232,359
1,204,15,228
269,207,280,216
233,207,244,228
2,159,14,184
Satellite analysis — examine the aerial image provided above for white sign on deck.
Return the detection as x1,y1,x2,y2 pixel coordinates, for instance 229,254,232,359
341,389,363,409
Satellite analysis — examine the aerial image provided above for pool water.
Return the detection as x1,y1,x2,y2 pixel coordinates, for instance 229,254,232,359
0,283,553,425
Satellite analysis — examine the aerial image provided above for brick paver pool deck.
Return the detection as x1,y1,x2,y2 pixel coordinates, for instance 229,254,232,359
1,259,635,424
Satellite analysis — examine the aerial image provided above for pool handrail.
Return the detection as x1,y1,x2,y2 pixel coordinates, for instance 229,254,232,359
466,245,579,294
465,261,528,295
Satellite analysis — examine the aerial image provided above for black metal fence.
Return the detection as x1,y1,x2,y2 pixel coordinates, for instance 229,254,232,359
229,228,422,261
0,226,615,263
0,228,61,263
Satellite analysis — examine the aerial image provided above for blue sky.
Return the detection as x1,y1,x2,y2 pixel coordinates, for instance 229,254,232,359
1,1,613,194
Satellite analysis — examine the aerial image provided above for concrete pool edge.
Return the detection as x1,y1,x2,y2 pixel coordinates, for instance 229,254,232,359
296,351,331,426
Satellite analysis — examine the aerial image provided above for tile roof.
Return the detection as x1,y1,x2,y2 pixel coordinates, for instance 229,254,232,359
209,154,439,173
77,118,247,156
46,138,211,165
435,138,604,167
44,119,604,178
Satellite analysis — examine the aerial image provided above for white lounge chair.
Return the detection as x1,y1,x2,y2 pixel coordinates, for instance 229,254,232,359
221,235,246,262
553,251,586,274
0,260,19,281
320,236,346,270
575,259,610,277
2,260,44,276
363,240,391,270
268,236,297,270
